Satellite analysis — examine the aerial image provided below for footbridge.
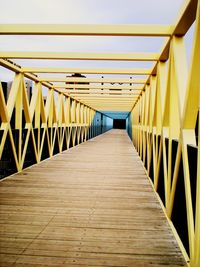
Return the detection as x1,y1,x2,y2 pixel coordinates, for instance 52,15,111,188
0,0,200,266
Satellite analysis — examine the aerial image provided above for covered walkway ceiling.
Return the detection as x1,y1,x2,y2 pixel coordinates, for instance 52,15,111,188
0,0,197,113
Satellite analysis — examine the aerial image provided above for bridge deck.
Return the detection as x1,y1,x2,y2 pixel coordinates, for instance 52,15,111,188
0,130,186,267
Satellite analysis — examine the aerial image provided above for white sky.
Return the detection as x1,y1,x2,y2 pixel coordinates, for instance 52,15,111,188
0,0,195,82
0,0,184,24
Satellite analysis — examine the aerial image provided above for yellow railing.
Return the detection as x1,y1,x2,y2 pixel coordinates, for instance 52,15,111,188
129,2,200,266
0,71,100,175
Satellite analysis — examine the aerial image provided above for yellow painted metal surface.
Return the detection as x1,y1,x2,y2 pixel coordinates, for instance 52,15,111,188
130,2,200,265
0,74,94,170
0,51,159,61
55,84,143,90
39,77,147,84
22,67,152,75
0,0,199,265
0,24,173,36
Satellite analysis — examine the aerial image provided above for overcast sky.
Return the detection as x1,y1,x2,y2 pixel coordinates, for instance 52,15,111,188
0,0,195,81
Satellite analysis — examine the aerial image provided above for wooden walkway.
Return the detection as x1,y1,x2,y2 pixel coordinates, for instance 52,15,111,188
0,130,187,267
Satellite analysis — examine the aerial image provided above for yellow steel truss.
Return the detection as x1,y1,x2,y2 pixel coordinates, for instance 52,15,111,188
0,0,199,266
130,1,200,265
0,74,96,171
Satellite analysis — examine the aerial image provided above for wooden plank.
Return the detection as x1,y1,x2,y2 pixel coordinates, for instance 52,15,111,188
0,130,187,266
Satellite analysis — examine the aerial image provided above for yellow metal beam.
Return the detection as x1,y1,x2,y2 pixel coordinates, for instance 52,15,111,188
81,103,134,105
85,103,134,105
0,59,54,89
75,102,135,104
88,106,132,110
142,0,198,86
80,97,135,100
67,90,140,95
84,101,135,104
88,107,132,109
0,59,137,112
74,102,135,104
173,0,198,36
56,84,143,90
0,59,97,111
97,108,132,111
86,102,133,104
75,104,134,107
22,67,151,75
0,24,173,36
0,51,159,61
73,95,137,98
80,104,134,107
39,77,147,84
79,99,135,102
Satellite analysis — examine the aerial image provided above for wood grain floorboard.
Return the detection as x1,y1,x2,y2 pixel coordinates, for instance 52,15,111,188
0,130,187,266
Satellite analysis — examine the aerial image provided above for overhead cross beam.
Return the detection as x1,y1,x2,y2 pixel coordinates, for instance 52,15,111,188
72,95,137,98
134,0,198,104
39,77,147,84
22,67,151,75
147,0,198,73
0,24,173,36
80,102,135,104
67,91,140,95
54,84,143,90
0,58,96,110
173,0,198,36
0,52,159,61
